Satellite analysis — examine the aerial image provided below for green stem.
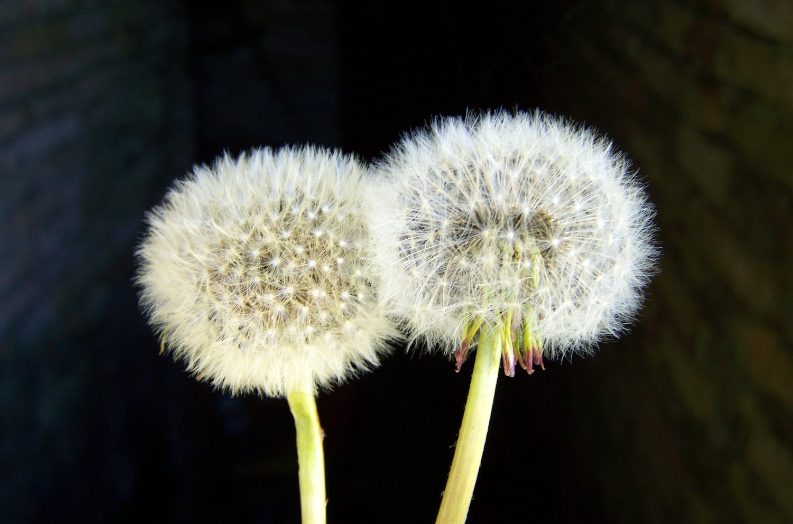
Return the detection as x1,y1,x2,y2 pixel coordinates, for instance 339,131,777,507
287,382,326,524
436,327,502,524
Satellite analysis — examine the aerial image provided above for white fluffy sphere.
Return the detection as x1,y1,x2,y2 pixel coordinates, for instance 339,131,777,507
137,147,397,396
371,111,656,369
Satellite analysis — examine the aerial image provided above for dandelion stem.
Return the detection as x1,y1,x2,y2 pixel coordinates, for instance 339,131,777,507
436,326,501,524
287,383,326,524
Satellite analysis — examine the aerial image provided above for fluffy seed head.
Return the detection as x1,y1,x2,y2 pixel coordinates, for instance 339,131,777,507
136,147,397,397
371,111,656,371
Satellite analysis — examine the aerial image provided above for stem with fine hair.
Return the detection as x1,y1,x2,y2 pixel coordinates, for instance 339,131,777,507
436,326,502,524
287,382,326,524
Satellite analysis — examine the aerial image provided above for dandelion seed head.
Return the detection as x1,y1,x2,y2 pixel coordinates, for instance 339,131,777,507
137,147,397,397
371,111,657,364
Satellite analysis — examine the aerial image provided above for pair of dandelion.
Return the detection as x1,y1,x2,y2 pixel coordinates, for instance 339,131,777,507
137,111,656,524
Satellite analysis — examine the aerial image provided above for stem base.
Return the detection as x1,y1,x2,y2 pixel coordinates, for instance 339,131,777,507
287,385,326,524
436,327,502,524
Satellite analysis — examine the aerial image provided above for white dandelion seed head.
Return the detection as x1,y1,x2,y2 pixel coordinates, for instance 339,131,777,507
371,110,657,363
136,146,398,397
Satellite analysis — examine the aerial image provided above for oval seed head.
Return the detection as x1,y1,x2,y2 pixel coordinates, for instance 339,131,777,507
371,111,657,374
137,147,397,396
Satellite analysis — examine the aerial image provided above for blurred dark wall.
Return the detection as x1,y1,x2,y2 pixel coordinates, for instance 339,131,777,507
0,1,198,522
529,1,793,522
1,0,792,523
187,0,340,161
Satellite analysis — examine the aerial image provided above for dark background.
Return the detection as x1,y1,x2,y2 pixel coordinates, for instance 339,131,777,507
2,0,792,523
